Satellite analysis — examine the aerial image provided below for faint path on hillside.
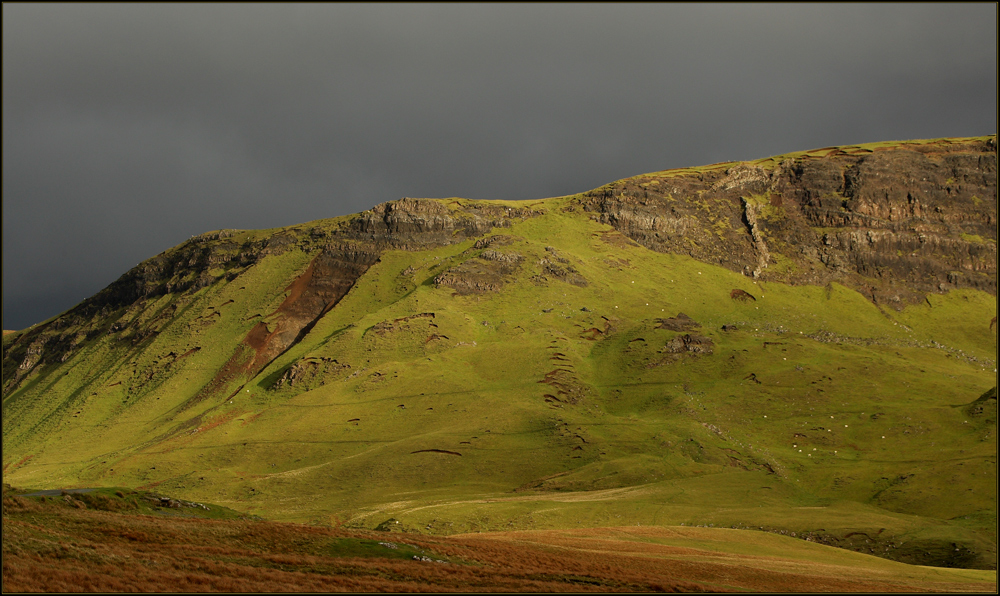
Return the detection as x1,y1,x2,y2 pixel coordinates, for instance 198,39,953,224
351,484,662,525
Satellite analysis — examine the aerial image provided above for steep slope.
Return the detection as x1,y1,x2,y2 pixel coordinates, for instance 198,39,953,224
585,136,996,304
3,136,997,569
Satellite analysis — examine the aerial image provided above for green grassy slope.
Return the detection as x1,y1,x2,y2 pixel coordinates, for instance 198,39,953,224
3,140,996,570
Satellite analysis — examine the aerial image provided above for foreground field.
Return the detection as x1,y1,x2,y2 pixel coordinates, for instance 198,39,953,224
3,487,995,592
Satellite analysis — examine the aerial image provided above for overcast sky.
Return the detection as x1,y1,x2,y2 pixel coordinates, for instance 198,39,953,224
3,4,996,330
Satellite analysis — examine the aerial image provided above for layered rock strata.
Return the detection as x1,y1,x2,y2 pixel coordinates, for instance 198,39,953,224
581,137,997,306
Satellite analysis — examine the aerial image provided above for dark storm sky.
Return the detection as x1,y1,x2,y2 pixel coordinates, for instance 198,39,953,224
3,4,997,330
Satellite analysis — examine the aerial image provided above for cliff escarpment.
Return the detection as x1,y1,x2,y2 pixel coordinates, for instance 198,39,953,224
581,136,996,307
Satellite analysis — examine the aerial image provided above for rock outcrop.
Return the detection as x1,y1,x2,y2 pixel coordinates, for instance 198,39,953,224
351,197,538,248
581,136,997,307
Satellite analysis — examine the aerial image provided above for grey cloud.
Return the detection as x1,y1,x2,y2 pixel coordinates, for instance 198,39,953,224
3,3,996,329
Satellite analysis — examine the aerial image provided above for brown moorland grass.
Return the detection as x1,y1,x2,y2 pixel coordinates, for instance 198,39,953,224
3,493,996,592
456,527,998,593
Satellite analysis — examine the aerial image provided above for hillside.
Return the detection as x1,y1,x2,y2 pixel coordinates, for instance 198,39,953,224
3,135,997,571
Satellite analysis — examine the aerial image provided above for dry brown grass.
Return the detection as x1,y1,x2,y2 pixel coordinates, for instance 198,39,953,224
3,494,995,592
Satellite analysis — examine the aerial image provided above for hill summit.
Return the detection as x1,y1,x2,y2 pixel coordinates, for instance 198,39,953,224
3,136,997,569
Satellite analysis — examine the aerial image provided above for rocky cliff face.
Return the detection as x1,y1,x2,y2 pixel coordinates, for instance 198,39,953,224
580,136,996,307
350,197,539,247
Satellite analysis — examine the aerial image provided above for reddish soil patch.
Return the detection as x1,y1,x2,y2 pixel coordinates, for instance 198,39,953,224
177,346,201,359
190,249,377,407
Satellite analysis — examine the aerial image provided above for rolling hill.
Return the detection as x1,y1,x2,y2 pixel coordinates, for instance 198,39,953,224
3,135,996,571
